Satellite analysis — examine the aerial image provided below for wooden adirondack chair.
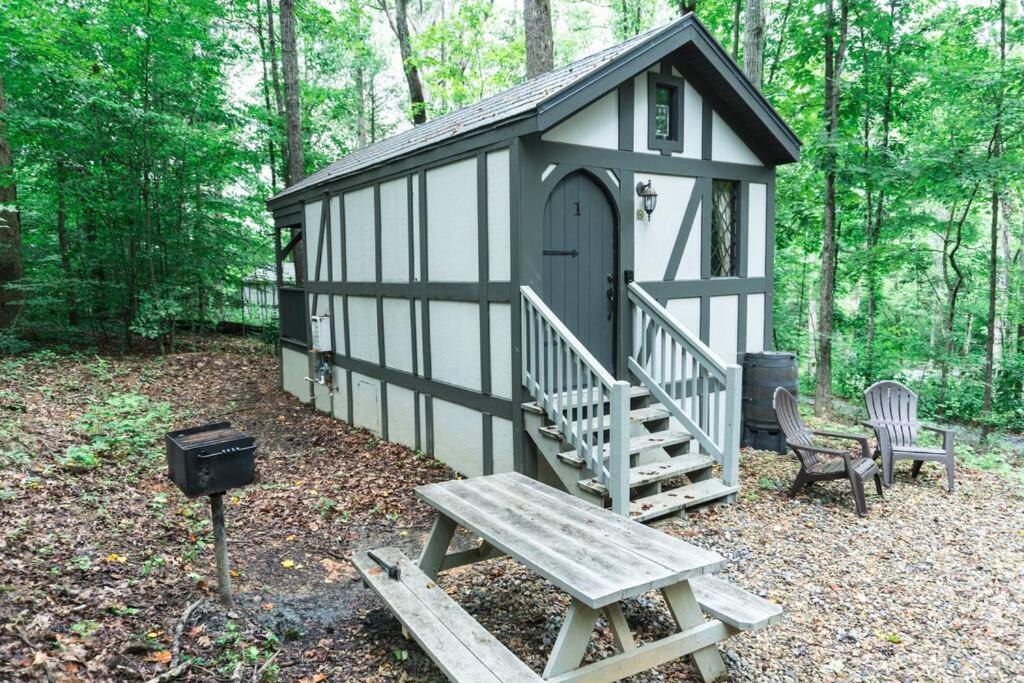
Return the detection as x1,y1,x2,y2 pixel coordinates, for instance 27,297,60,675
773,388,882,517
863,380,955,492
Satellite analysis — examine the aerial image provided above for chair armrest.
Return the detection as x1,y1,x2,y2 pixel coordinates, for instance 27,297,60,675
787,442,850,458
919,423,953,436
811,430,871,459
811,430,869,442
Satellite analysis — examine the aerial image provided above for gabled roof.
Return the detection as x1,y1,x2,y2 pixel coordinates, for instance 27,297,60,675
268,14,800,207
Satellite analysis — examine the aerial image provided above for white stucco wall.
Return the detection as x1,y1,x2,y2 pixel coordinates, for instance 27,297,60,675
347,296,379,363
492,416,514,473
282,346,309,403
427,158,477,281
747,183,767,278
633,174,697,281
489,303,512,399
711,111,761,165
487,150,511,281
351,372,381,435
429,301,481,391
541,92,618,149
432,399,484,476
382,298,413,373
411,173,421,281
682,81,702,159
746,293,766,353
386,384,417,449
331,295,347,356
344,187,376,282
380,177,410,282
709,295,739,363
666,298,701,337
329,196,342,278
331,367,349,421
303,200,324,282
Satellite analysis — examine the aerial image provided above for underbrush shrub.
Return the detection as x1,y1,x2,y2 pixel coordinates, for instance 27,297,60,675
67,393,175,468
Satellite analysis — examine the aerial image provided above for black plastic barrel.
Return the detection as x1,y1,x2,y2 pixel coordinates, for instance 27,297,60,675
741,351,798,453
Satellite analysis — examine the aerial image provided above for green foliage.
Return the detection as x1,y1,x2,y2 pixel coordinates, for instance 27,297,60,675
71,393,174,464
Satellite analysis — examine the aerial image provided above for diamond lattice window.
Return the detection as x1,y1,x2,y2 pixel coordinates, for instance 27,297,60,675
711,180,739,277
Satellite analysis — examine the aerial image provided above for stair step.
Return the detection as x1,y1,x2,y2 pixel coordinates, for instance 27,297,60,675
557,430,693,469
629,478,740,523
539,405,669,440
521,386,650,415
577,453,715,496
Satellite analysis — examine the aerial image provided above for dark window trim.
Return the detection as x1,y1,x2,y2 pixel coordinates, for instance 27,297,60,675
646,72,685,155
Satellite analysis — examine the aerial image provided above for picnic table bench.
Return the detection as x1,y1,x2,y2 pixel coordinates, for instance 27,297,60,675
353,472,781,682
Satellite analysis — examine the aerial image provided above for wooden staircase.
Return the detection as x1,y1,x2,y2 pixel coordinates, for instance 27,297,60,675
523,386,739,523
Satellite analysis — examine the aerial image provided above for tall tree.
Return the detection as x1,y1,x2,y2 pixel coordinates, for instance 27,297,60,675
814,0,849,417
743,0,764,88
265,0,287,183
394,0,427,124
0,70,22,329
524,0,554,78
982,0,1007,442
279,0,305,185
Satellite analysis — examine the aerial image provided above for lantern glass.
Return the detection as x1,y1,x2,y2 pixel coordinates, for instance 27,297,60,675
643,192,657,215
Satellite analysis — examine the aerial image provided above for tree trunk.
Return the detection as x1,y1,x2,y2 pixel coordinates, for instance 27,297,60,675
395,0,427,124
0,71,23,329
279,0,306,284
731,0,742,63
355,64,367,148
813,0,848,417
524,0,554,78
938,191,977,414
862,0,895,380
255,0,278,191
743,0,763,88
266,0,287,184
981,0,1005,442
279,0,305,186
56,160,77,326
679,1,698,17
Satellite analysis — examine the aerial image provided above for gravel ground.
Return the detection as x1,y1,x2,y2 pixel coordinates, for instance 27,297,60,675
3,341,1022,681
419,450,1024,682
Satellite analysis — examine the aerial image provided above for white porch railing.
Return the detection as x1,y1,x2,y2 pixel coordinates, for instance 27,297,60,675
627,282,741,487
520,286,631,515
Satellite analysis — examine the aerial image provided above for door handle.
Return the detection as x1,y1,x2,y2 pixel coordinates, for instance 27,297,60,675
606,286,615,320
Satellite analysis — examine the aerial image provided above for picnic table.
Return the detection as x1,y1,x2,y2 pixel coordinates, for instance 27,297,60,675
353,472,780,682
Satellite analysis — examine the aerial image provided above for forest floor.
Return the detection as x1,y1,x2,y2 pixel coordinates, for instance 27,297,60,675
1,337,1022,682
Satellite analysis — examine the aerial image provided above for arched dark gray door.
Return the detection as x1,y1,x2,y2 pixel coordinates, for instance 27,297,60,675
542,170,616,372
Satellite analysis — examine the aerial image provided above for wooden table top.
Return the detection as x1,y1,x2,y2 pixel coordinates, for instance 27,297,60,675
415,472,725,608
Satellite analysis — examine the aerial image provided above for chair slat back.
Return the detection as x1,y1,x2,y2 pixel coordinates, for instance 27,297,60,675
864,381,919,449
773,388,820,470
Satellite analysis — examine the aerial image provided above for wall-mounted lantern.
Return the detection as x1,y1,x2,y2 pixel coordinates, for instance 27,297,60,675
635,181,658,220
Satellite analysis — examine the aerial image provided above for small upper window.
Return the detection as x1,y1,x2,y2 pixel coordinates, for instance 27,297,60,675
654,85,675,140
647,72,684,154
711,179,739,277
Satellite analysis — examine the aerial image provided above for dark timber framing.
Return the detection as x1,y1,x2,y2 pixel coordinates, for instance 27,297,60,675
269,12,795,478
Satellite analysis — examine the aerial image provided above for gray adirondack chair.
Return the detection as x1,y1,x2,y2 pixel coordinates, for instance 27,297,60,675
863,380,955,492
773,387,882,516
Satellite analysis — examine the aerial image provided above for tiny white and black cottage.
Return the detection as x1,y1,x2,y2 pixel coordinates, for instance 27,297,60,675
266,14,800,518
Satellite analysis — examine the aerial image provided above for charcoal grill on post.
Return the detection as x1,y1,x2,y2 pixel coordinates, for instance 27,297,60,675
166,422,256,607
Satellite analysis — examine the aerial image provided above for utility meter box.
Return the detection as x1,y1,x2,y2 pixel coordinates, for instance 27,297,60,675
310,315,332,352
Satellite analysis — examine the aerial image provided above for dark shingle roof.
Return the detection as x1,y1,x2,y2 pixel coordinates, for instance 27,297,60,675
267,14,801,207
268,22,677,204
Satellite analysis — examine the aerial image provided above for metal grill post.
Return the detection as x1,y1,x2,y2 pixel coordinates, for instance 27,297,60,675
210,493,233,607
